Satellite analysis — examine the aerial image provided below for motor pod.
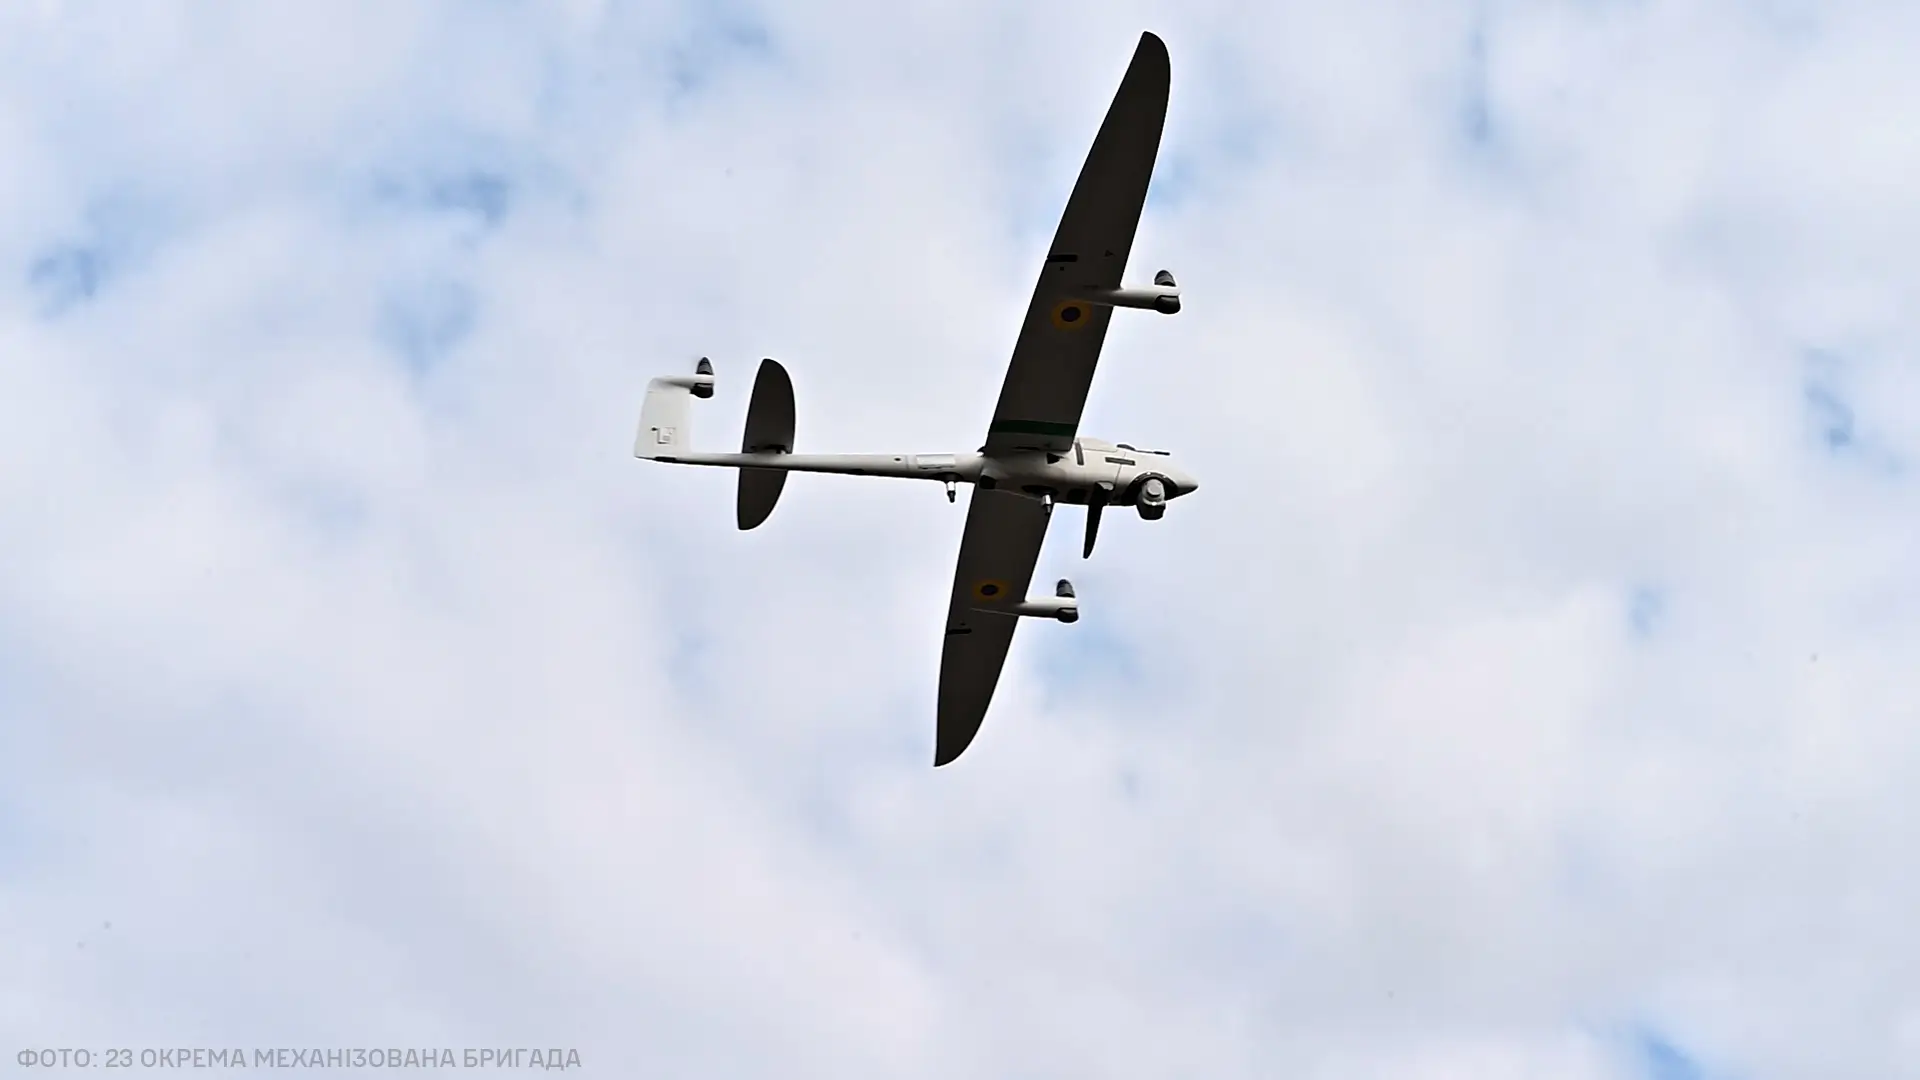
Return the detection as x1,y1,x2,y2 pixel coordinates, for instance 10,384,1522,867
1151,270,1180,313
972,579,1080,624
1050,578,1080,623
655,358,717,397
1080,282,1181,316
1015,580,1079,623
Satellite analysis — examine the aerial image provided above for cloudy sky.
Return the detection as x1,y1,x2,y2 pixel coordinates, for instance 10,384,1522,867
4,1,1918,1076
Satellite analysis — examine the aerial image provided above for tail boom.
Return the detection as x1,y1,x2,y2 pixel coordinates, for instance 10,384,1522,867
647,451,982,482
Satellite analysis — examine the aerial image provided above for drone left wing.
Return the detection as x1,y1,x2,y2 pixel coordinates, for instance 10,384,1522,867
934,488,1052,766
983,30,1173,457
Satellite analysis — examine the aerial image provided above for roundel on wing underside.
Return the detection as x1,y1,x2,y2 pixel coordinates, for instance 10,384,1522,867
1050,300,1090,330
972,579,1011,601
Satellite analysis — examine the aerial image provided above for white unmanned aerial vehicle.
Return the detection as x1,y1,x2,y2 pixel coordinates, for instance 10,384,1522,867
635,32,1194,765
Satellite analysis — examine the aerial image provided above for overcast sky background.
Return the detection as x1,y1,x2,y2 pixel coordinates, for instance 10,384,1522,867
3,1,1918,1077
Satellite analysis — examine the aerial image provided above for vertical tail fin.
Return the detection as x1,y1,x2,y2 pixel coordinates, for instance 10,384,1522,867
635,358,715,459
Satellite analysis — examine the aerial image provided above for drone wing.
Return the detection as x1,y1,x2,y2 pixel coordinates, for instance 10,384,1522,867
982,31,1172,458
930,32,1174,766
933,488,1052,765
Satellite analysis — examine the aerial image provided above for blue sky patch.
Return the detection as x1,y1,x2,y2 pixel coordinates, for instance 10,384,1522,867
24,189,182,317
1461,23,1493,146
1633,1027,1707,1080
1800,348,1905,475
1803,380,1855,451
282,484,370,542
27,245,107,315
1144,41,1287,215
377,278,476,373
1148,111,1279,214
1627,585,1665,638
1031,608,1146,703
664,7,776,103
368,167,515,232
426,171,512,228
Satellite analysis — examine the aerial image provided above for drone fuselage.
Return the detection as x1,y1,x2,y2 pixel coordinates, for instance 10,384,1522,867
972,439,1198,511
650,439,1197,511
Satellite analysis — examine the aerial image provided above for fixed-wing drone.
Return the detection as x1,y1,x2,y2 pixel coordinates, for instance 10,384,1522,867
634,31,1194,765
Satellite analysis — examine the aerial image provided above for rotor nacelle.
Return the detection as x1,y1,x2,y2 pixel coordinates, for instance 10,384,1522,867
1079,269,1180,315
972,579,1079,623
656,357,715,398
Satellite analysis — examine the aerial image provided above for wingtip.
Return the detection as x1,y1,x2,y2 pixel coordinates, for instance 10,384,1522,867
1129,31,1170,84
932,737,970,767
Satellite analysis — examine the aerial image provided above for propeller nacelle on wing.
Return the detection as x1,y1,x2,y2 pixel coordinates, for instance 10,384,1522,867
972,579,1079,624
658,357,716,398
1078,269,1180,315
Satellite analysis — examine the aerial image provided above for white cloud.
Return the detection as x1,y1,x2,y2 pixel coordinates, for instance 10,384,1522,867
3,1,1917,1076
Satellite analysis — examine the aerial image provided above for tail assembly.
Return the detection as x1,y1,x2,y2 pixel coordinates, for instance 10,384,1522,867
635,358,715,460
635,357,943,521
737,358,795,530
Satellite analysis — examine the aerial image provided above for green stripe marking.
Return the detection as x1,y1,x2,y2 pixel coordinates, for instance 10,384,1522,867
988,419,1077,437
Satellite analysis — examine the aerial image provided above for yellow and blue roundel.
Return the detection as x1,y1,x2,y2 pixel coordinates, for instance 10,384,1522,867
1050,299,1091,330
972,579,1011,601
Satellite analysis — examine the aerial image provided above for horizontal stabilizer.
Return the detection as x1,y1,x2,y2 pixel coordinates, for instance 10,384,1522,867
738,358,795,530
